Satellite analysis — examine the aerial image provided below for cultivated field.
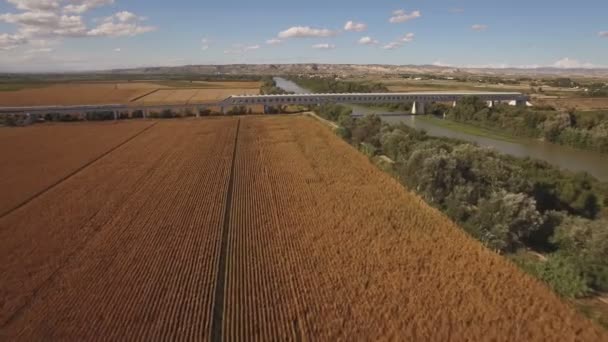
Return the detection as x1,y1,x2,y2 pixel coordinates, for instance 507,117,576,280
133,88,260,105
0,120,154,216
0,116,605,340
535,96,608,111
0,81,261,106
0,83,163,106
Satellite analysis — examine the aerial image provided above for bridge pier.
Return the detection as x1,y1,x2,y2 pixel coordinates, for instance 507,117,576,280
452,101,457,108
113,110,118,120
412,101,426,115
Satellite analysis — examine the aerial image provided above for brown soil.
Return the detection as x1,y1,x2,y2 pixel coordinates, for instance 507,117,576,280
0,82,261,106
0,117,605,340
134,88,260,105
0,121,154,216
0,83,164,106
534,97,608,111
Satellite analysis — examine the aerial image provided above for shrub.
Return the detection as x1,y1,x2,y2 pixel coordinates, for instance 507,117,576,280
513,253,589,298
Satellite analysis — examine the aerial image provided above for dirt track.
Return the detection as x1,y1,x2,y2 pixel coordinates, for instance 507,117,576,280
0,116,606,340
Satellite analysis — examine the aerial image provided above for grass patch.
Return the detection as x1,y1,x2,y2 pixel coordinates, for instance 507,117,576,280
0,83,51,92
417,115,521,143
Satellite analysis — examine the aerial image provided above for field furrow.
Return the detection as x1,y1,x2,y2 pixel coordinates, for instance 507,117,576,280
219,115,606,341
1,119,238,339
1,115,605,341
0,121,155,216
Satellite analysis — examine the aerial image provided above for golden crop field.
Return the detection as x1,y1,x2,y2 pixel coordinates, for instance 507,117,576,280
0,116,605,340
134,88,260,105
0,81,261,106
0,83,163,106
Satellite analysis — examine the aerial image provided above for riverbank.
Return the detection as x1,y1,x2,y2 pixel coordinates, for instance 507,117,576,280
416,115,521,143
276,76,608,182
314,103,608,330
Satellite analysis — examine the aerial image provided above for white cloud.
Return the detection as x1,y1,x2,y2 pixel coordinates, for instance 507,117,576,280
64,0,114,14
382,42,401,50
0,12,88,37
0,33,27,50
27,47,53,53
7,0,60,12
432,60,451,67
552,57,596,69
380,33,414,50
0,1,154,50
471,24,488,31
88,21,155,37
389,9,421,24
88,11,155,37
428,59,603,69
400,33,415,43
224,43,261,54
358,36,378,45
312,43,335,50
113,47,121,52
114,11,137,22
244,44,260,51
278,26,336,38
266,38,282,45
599,31,608,38
344,20,367,32
201,37,210,50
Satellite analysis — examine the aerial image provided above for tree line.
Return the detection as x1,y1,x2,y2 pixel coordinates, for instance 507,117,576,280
260,76,293,95
289,76,389,93
316,103,608,299
446,97,608,154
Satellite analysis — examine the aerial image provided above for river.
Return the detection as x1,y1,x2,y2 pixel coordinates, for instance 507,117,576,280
274,77,608,181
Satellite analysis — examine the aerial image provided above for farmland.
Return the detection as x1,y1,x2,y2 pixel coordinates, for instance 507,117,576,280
0,120,155,216
0,80,260,106
0,116,606,340
133,88,259,105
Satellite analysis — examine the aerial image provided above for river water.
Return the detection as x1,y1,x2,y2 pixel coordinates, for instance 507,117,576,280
274,77,608,181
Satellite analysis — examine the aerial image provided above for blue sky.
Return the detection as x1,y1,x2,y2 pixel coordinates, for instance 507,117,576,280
0,0,607,71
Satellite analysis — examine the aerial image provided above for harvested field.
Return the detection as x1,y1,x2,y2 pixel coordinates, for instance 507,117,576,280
0,81,261,106
535,96,608,111
0,83,165,106
0,116,605,340
0,120,155,216
134,88,260,105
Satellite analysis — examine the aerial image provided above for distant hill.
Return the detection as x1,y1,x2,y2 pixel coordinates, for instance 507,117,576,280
102,64,608,78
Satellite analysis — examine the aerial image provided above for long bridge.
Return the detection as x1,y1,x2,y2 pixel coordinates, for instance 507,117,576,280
0,91,529,119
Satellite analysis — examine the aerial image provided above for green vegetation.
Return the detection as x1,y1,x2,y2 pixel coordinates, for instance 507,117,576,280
583,83,608,97
260,76,293,95
417,115,520,143
314,103,608,300
445,96,608,153
290,76,388,93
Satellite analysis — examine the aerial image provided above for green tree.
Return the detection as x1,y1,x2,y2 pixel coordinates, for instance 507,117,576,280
467,191,543,252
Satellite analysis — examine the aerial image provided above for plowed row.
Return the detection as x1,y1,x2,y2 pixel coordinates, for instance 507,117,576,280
0,83,163,106
1,119,237,339
0,116,605,340
134,88,259,105
220,116,605,340
0,121,155,216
